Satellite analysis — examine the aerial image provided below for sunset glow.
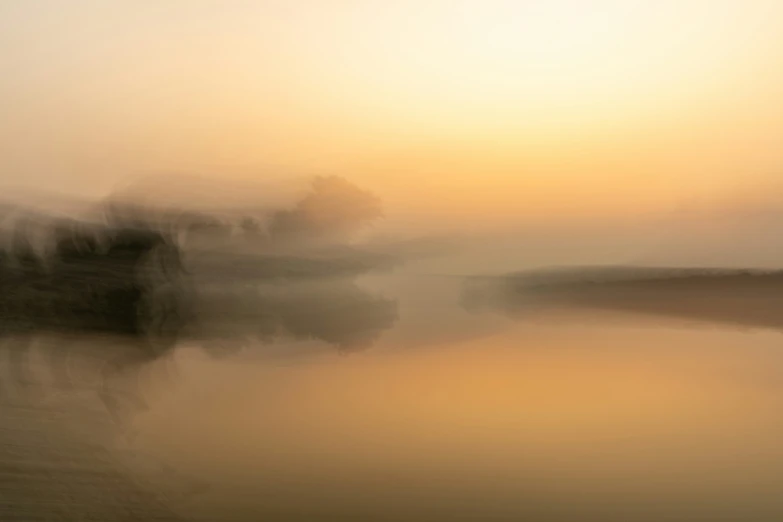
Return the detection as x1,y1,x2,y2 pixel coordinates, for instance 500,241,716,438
3,1,783,224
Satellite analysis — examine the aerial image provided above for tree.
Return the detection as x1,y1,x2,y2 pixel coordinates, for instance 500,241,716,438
268,176,382,247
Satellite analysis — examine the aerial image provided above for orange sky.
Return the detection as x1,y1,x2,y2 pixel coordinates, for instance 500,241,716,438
3,1,783,229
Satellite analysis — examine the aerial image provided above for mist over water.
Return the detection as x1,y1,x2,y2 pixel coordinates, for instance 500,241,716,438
3,176,783,521
133,273,783,522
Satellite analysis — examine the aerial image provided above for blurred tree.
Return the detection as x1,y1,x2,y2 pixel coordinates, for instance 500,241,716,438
268,176,382,247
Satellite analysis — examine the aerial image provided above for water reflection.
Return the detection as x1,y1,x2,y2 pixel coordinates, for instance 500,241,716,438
7,264,783,520
140,309,783,522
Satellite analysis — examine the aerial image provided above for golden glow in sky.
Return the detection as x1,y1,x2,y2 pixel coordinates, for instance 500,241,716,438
2,1,783,227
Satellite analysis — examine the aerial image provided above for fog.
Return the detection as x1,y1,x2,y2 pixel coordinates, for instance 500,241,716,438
4,176,783,521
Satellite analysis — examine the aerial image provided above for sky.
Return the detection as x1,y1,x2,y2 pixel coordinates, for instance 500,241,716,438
3,0,783,231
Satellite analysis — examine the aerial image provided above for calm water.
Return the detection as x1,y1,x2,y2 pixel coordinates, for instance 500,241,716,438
6,273,783,521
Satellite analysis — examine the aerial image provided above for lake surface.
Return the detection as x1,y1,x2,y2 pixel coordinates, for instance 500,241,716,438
5,273,783,521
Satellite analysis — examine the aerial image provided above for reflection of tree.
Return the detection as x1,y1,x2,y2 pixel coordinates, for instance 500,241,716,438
192,278,398,356
262,279,396,351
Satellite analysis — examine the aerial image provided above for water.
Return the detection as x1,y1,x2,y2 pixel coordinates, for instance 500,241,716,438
5,273,783,521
